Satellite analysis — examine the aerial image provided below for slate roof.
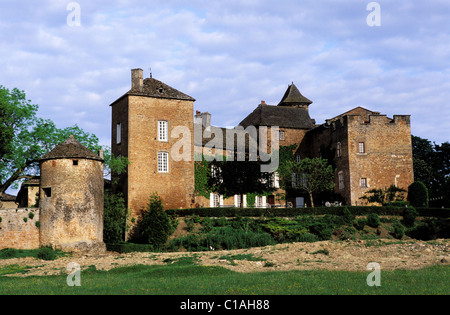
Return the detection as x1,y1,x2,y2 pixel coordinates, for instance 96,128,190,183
40,135,103,161
278,82,312,106
111,77,195,106
239,104,315,130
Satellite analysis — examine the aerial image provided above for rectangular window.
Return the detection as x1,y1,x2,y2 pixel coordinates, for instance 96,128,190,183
157,152,169,173
279,130,285,141
296,155,301,163
158,121,168,142
338,171,345,190
116,123,122,144
43,187,52,198
73,159,79,166
358,142,365,153
337,142,341,157
273,172,280,189
212,193,220,208
255,196,263,208
361,178,368,188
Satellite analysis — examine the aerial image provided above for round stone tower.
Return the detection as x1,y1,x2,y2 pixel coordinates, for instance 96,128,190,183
39,135,105,253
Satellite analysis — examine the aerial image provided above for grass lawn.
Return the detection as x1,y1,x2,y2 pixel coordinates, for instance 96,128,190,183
0,262,448,295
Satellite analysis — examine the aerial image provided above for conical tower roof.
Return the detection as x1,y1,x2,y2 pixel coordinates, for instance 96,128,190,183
278,82,312,107
40,135,103,161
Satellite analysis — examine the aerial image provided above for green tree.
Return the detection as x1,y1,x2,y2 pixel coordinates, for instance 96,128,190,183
412,135,450,205
210,159,274,206
103,190,129,243
279,157,334,208
0,85,128,194
137,193,172,249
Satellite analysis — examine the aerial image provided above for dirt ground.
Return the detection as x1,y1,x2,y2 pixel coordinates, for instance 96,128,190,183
1,239,449,277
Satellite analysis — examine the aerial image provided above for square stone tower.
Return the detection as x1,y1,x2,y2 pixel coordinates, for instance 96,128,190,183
110,69,195,217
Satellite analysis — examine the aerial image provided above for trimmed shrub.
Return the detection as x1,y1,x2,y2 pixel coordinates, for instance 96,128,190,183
407,181,429,208
355,218,367,231
341,207,355,225
137,193,172,249
366,213,381,228
402,206,419,227
391,220,405,239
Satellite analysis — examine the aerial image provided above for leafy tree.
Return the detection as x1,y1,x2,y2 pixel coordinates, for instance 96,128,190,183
210,158,274,207
412,135,450,205
279,157,334,208
103,190,129,243
0,85,128,194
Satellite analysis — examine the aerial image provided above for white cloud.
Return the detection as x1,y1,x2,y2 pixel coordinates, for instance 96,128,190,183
0,0,449,146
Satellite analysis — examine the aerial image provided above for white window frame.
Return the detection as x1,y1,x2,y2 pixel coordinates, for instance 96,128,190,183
158,121,169,142
296,155,301,163
157,151,169,173
210,193,223,208
358,142,365,153
337,142,341,157
273,172,280,189
116,123,122,144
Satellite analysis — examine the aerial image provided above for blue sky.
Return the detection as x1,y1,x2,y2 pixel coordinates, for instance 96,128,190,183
1,0,450,151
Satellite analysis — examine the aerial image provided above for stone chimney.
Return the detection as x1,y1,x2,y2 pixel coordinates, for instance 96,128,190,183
131,68,143,91
194,111,211,127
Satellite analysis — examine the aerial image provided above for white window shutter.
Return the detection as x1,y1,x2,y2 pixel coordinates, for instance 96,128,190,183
210,193,214,207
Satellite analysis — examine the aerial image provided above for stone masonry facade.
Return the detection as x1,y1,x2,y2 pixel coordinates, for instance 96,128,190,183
111,69,414,214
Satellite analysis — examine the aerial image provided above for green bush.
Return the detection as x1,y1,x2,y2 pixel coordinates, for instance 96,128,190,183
200,217,213,232
366,213,381,228
402,206,419,227
36,247,58,261
167,227,276,251
408,181,429,208
341,207,355,225
391,220,405,239
355,218,367,231
407,218,450,240
137,193,172,249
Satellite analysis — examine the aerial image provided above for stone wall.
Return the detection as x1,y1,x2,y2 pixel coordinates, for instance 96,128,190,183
113,95,195,217
0,208,40,250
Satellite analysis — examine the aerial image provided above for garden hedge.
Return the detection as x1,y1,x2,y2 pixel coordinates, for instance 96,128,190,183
166,206,450,218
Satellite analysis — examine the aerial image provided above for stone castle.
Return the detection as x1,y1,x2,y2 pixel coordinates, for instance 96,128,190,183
110,68,413,214
0,68,414,250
